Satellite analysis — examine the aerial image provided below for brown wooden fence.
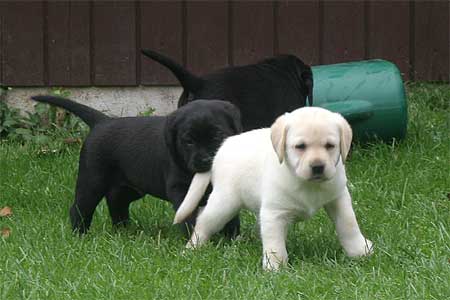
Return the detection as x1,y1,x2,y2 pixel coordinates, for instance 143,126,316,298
0,1,448,87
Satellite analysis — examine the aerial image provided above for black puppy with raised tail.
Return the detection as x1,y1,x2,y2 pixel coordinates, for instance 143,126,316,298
141,49,313,131
30,96,242,236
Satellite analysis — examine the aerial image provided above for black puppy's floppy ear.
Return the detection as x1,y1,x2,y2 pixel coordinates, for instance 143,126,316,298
222,102,243,134
226,104,243,134
164,116,181,165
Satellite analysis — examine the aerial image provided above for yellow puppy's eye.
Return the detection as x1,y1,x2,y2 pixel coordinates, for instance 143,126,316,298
295,143,306,150
325,143,335,150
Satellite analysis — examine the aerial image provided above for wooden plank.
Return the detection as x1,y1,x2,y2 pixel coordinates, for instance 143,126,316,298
47,1,90,86
186,1,228,75
277,1,320,65
322,1,365,64
92,1,136,86
232,1,274,66
414,1,449,81
140,1,182,85
2,1,44,86
367,1,410,80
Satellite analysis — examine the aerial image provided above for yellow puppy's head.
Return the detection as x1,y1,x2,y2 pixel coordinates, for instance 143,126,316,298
271,107,352,182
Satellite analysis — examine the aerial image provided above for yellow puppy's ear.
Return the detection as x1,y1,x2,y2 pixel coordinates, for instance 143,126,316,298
271,114,288,164
335,113,353,162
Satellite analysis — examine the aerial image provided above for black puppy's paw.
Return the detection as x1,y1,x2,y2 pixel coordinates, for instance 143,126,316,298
69,204,92,235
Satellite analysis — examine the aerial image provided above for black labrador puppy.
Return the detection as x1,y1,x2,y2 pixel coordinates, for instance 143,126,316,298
31,96,242,235
141,49,313,131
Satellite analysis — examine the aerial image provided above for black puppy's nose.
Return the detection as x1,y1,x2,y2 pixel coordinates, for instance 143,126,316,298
311,164,325,175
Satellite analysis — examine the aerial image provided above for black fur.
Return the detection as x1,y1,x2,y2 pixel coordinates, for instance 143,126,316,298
141,49,313,130
31,96,242,236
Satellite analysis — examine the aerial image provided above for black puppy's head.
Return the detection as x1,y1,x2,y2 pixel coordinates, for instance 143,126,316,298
165,100,242,173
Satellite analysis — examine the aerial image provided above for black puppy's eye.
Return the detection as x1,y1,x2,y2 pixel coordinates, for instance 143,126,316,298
295,143,306,150
325,143,335,150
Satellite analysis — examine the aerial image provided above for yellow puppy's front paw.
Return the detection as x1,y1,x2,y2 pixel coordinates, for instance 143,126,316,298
185,232,203,249
185,241,195,249
346,238,374,257
262,251,288,271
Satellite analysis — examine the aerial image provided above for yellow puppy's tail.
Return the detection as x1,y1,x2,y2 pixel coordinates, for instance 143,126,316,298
173,172,212,224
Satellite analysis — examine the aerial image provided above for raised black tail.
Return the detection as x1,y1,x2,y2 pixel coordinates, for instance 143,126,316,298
31,95,110,128
141,49,204,92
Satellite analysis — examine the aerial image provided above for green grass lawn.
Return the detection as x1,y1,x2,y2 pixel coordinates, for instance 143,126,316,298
1,83,449,299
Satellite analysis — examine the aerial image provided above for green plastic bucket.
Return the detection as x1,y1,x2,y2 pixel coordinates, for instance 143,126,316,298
311,59,408,142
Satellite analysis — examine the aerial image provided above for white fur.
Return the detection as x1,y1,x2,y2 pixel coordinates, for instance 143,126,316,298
179,107,373,271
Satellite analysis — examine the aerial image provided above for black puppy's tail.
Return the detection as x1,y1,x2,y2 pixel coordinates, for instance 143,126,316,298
31,95,109,128
141,49,204,92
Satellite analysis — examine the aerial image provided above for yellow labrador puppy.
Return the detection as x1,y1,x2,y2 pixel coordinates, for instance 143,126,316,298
175,107,373,270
